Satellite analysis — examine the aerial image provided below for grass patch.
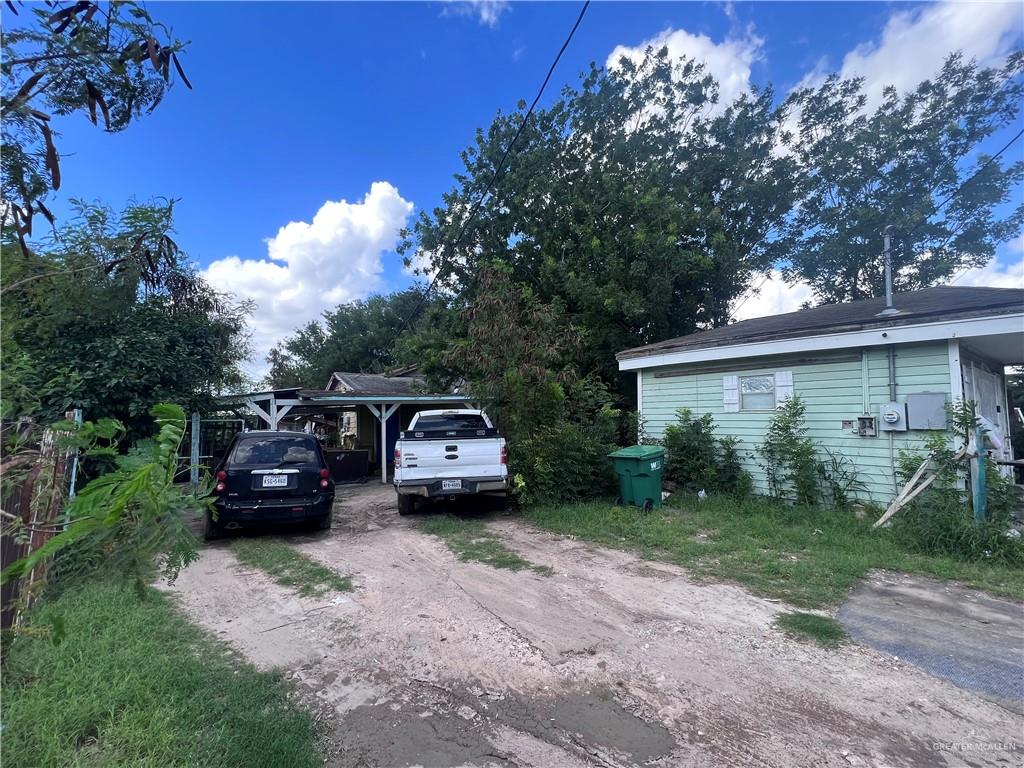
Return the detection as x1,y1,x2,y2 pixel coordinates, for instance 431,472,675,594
524,496,1024,608
232,538,351,597
421,515,552,575
1,580,320,768
774,611,848,648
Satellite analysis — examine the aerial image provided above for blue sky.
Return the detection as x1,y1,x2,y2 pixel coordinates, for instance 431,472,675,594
36,1,1024,374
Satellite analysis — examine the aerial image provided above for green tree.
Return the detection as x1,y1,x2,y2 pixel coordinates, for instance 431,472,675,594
1,201,251,438
399,48,799,395
782,52,1024,303
2,0,190,241
265,288,453,388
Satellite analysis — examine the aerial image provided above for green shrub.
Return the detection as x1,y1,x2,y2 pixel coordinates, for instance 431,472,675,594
891,399,1023,564
510,407,618,506
758,396,822,505
662,409,752,497
891,488,1023,565
663,409,717,492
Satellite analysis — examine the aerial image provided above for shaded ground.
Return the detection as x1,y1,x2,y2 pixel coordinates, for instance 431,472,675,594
838,571,1024,715
167,483,1024,767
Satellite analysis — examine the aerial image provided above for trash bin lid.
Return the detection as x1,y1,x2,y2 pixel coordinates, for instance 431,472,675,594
609,445,665,460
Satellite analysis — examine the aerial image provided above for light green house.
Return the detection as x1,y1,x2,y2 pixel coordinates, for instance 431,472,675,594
617,286,1024,503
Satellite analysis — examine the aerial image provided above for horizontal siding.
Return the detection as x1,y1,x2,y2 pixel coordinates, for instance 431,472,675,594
640,342,952,503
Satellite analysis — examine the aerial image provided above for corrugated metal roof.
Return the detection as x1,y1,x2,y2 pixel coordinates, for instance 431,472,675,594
617,286,1024,361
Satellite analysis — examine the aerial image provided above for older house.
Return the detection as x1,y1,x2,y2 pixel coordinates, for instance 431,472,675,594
617,286,1024,503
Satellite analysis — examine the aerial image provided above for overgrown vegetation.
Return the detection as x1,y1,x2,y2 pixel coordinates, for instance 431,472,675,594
421,515,552,575
2,202,252,439
437,263,619,505
662,409,753,497
2,581,320,768
757,396,866,507
232,538,352,597
891,400,1023,565
773,611,848,648
524,495,1024,608
2,404,208,598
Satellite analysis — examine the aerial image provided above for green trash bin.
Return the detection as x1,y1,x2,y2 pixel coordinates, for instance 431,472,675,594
609,445,665,511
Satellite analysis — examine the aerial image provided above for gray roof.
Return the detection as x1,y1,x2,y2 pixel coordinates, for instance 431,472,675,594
617,286,1024,361
327,372,429,397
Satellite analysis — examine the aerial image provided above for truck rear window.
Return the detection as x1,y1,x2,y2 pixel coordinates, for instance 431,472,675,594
413,414,488,431
229,435,320,467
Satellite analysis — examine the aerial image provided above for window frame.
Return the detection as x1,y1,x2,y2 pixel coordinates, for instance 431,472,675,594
738,374,777,412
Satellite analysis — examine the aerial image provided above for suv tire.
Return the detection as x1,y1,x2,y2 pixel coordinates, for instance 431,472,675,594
203,511,222,541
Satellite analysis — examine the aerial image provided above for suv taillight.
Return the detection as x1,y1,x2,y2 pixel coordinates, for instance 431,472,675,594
394,448,401,468
500,444,507,465
215,469,227,494
319,467,331,489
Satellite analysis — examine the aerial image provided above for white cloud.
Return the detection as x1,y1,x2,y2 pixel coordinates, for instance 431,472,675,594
796,2,1022,104
606,26,763,115
951,257,1024,289
441,0,509,28
731,271,814,322
203,182,413,378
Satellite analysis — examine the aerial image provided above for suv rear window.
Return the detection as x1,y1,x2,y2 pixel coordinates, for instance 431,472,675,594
413,414,488,431
229,435,320,467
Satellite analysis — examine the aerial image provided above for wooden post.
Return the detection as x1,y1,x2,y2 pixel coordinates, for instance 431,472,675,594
974,424,987,522
380,402,387,484
190,411,201,489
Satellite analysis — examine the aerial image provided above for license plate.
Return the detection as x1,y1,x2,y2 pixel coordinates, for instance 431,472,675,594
262,475,289,488
441,479,462,491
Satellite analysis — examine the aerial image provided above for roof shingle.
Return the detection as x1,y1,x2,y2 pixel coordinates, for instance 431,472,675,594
617,286,1024,361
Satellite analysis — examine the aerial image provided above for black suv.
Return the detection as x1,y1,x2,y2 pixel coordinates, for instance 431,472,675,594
206,431,335,539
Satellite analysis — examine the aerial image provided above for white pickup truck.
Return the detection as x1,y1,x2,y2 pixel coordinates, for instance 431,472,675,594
393,409,508,515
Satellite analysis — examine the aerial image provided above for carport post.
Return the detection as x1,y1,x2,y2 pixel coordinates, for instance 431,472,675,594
380,402,386,484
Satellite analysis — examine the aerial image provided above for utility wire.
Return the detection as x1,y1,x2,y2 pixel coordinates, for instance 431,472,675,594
387,0,591,346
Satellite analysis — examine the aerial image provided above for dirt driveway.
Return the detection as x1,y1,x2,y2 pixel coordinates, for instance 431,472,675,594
168,483,1022,767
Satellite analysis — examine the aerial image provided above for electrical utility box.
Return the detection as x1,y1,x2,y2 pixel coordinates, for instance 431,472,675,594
877,402,907,432
906,392,948,430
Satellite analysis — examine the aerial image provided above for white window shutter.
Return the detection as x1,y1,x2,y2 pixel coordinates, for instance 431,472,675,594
775,370,794,404
723,375,739,412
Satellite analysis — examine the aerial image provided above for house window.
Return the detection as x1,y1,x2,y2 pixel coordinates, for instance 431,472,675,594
740,375,776,411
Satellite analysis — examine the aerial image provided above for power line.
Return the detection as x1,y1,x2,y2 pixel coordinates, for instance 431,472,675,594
931,126,1024,285
933,126,1024,216
388,0,591,343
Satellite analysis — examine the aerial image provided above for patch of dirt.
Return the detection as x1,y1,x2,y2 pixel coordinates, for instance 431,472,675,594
167,483,1023,767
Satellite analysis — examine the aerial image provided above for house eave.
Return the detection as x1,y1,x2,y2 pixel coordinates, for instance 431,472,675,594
618,313,1024,372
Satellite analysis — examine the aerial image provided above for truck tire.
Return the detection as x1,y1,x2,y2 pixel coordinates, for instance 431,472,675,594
398,494,416,516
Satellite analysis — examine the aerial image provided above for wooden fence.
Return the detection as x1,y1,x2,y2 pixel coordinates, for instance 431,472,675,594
1,428,73,632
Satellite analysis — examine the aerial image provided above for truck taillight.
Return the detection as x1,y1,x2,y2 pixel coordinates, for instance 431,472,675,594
501,444,507,465
394,448,401,468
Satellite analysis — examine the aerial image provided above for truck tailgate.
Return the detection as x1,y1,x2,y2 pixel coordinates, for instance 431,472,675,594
399,438,503,479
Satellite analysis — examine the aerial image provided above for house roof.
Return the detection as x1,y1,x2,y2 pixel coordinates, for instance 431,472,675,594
617,286,1024,362
326,371,430,397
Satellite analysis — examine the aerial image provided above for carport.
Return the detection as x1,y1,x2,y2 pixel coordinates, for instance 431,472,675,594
209,375,473,484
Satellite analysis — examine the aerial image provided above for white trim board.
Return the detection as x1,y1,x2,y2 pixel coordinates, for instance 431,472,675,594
618,313,1024,372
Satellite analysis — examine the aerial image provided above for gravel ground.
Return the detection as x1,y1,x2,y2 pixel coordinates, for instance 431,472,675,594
167,483,1023,768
